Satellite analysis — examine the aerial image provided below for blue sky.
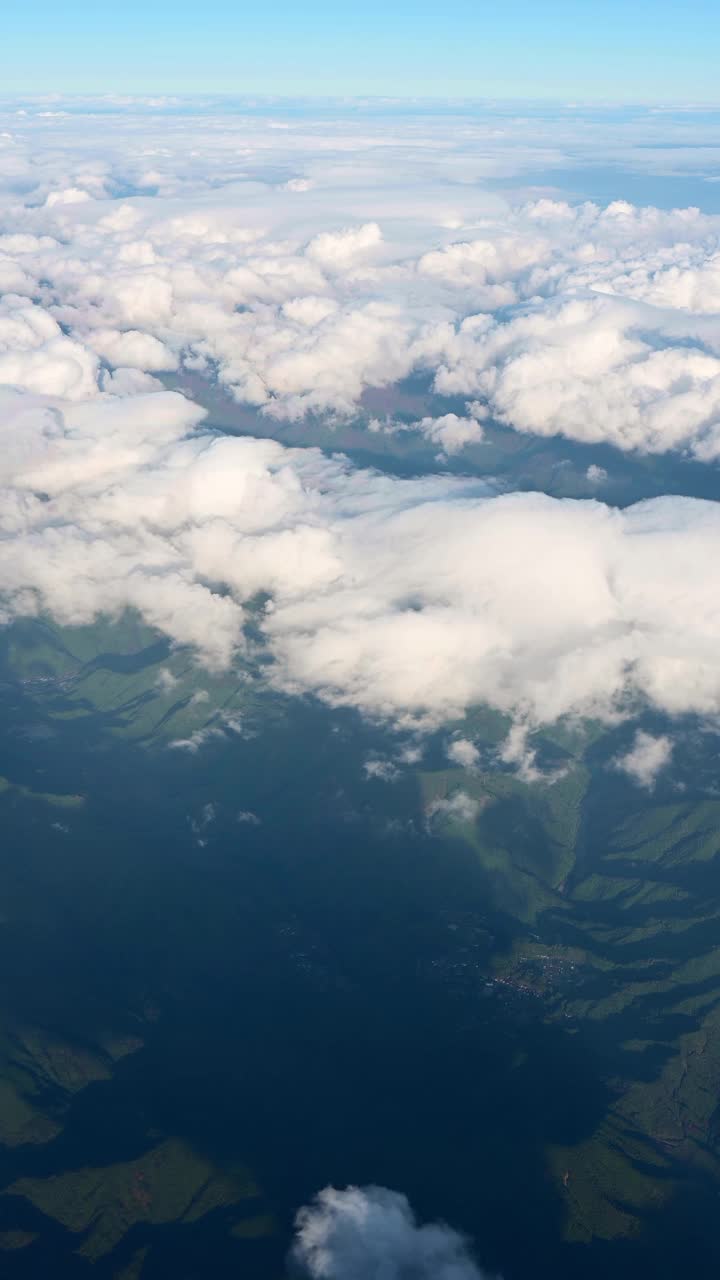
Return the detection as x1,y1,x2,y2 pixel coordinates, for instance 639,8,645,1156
2,0,719,100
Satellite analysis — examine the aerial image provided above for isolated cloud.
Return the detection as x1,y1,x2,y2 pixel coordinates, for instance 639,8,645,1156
364,758,401,782
446,738,480,769
426,792,481,827
291,1185,492,1280
370,411,486,455
612,730,674,789
237,809,261,825
169,711,245,753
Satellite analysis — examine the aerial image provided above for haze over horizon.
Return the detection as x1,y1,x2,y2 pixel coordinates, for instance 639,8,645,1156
4,0,720,100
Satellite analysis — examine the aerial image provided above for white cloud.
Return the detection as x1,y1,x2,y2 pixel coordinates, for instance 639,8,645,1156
496,722,566,786
433,295,720,459
418,233,549,308
85,327,178,372
446,738,480,769
371,411,486,455
237,809,261,825
306,222,383,271
426,791,480,827
168,712,245,753
2,105,720,759
612,730,674,789
282,296,339,328
291,1185,491,1280
1,107,720,455
45,187,92,207
3,386,720,738
0,297,98,400
364,758,400,782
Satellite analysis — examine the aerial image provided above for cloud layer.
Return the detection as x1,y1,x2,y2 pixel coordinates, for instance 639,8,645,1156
3,384,720,736
2,105,720,455
2,104,720,752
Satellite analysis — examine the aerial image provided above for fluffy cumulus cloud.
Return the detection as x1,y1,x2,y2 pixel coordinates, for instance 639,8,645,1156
432,295,720,458
290,1185,492,1280
446,738,480,769
0,296,98,399
612,730,674,789
3,384,720,738
369,410,487,455
418,231,551,310
1,104,720,756
3,105,720,453
306,222,383,271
